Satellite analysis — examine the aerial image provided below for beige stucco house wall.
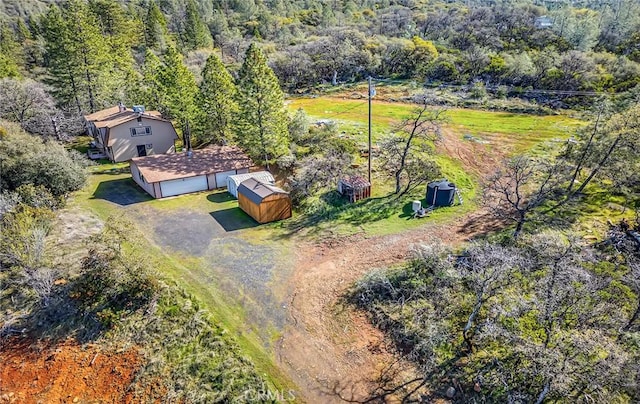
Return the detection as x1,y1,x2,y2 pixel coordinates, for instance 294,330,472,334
108,116,178,162
84,105,179,163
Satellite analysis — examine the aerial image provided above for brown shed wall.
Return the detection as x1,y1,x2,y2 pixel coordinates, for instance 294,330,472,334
238,193,291,224
238,193,262,223
258,198,292,223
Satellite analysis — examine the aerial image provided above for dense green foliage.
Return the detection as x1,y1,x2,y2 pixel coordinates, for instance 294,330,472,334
143,0,169,50
350,230,640,402
156,45,200,130
0,121,89,196
1,0,638,108
181,0,212,51
198,53,237,144
0,20,21,78
235,43,289,166
39,0,136,113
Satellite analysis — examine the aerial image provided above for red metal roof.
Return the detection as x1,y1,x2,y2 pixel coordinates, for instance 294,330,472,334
131,145,254,183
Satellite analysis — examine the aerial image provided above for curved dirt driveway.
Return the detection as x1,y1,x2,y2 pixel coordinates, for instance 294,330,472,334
277,129,506,402
278,210,503,402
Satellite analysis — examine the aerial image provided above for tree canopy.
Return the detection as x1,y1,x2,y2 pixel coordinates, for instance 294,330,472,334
235,43,289,167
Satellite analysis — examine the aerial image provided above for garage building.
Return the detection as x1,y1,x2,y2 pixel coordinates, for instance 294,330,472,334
130,145,253,198
237,178,292,224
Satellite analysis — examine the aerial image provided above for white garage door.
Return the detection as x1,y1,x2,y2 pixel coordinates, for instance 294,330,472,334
215,170,237,189
160,175,208,197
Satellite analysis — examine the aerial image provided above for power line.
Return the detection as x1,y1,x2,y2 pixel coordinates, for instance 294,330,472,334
323,100,368,117
358,77,607,97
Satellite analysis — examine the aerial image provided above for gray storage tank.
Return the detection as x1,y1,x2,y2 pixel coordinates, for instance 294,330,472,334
426,179,456,207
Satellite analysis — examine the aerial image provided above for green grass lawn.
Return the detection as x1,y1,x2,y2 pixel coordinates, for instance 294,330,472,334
72,169,297,396
285,96,585,237
288,97,584,152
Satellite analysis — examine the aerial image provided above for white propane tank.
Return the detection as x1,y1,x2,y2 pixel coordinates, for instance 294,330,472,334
412,200,422,213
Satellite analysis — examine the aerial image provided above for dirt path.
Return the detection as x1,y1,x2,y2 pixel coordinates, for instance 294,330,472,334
278,211,502,402
277,130,506,402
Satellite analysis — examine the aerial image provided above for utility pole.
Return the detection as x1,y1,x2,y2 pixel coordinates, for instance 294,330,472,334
368,76,372,185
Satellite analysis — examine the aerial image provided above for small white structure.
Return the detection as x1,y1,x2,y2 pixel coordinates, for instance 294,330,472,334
227,171,275,198
412,200,422,213
535,16,553,29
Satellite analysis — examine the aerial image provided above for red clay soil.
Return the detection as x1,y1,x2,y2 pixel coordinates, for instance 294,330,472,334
0,337,142,403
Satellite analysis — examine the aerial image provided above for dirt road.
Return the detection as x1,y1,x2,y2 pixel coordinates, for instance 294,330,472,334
277,130,506,402
277,210,503,403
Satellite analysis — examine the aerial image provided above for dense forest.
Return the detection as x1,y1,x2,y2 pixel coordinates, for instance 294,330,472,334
2,0,640,109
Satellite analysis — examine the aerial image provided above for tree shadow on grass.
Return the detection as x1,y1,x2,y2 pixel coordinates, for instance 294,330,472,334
280,191,424,238
210,208,259,232
206,192,235,204
92,178,152,206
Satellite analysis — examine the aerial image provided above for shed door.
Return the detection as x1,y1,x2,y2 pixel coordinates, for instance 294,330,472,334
215,170,237,189
160,175,208,197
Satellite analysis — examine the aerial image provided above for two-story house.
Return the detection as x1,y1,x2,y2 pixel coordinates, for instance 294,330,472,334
84,104,179,162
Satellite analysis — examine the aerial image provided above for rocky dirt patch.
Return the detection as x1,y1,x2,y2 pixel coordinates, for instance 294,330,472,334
0,337,142,403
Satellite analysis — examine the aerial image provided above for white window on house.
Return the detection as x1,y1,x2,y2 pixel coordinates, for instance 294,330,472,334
130,126,152,137
146,144,153,149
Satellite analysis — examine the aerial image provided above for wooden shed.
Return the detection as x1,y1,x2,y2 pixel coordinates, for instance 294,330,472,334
237,178,291,224
338,175,371,203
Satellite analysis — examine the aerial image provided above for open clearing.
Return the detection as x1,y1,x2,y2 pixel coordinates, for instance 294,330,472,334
2,98,584,402
289,96,584,153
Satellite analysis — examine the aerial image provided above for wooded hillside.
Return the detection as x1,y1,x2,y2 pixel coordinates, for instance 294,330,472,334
2,0,640,103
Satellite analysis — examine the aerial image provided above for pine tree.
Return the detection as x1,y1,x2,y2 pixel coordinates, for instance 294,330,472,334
40,0,138,112
182,0,213,51
144,0,169,50
235,43,289,167
41,1,111,112
89,0,139,104
158,45,200,140
40,5,81,111
63,0,109,112
141,49,163,108
198,53,237,144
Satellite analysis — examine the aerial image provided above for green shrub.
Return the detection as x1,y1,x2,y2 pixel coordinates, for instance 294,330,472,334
15,184,61,210
0,123,89,196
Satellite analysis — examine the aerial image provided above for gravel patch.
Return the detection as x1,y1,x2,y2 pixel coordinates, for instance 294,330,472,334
150,210,224,256
205,238,288,334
